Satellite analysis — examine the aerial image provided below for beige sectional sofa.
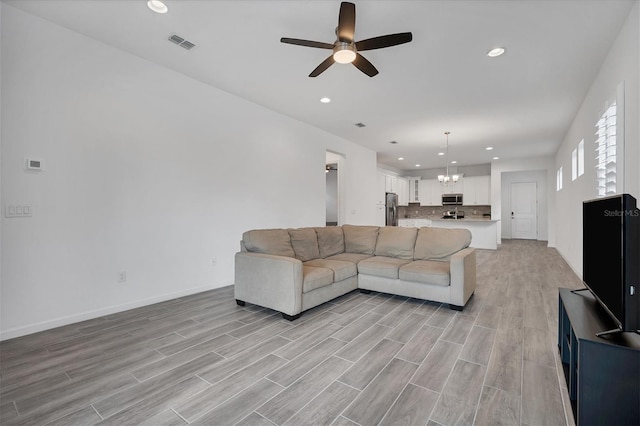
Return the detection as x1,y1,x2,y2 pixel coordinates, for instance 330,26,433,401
234,224,476,320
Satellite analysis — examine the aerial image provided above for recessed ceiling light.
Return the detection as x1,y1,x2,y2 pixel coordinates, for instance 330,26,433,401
451,160,457,164
415,164,421,167
398,157,404,161
320,97,331,103
438,152,445,156
487,47,505,57
486,146,494,151
493,156,500,160
147,0,168,14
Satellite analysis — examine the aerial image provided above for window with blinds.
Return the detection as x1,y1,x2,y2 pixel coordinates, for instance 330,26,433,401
595,101,617,196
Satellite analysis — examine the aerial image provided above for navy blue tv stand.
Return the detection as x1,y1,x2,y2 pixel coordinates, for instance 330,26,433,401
558,288,640,426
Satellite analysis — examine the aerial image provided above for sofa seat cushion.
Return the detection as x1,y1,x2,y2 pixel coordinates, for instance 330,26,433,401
399,260,450,287
375,226,418,260
304,259,357,282
289,228,320,261
326,252,373,264
302,266,334,293
357,256,411,279
343,224,379,255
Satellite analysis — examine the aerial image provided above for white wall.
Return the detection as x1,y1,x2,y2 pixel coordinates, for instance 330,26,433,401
490,156,556,246
0,5,378,340
554,2,639,277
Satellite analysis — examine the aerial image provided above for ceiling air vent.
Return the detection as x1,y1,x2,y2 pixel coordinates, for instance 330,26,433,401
355,122,366,128
168,34,196,50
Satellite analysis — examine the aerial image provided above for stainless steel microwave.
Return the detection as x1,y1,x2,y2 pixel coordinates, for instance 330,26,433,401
442,193,463,205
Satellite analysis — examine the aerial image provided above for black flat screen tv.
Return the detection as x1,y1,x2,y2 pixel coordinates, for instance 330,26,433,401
583,194,639,335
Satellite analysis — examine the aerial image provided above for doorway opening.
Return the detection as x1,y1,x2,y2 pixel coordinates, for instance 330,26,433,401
326,151,345,226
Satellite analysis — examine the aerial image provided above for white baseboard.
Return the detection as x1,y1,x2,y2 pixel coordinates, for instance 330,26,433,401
0,281,234,341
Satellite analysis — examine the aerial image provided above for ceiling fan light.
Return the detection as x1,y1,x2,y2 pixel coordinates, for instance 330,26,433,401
333,44,356,64
147,0,168,14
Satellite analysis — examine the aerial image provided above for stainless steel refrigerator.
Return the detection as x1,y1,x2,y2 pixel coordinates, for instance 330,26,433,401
386,192,398,226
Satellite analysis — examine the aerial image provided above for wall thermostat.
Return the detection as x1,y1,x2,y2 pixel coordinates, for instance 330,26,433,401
25,158,44,171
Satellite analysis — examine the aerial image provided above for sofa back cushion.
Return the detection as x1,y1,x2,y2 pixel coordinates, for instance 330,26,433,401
242,229,295,257
375,226,418,260
414,227,471,260
315,227,345,258
289,228,320,261
343,225,379,255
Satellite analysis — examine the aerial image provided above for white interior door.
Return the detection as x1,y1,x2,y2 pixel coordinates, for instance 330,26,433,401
511,182,537,239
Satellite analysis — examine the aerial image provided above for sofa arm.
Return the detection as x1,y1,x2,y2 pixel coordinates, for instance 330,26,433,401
449,247,477,307
234,252,304,316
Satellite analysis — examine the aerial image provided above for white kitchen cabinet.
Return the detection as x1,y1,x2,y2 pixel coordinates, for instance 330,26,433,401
408,177,420,203
462,175,490,205
414,219,433,228
398,218,415,227
441,179,463,195
397,177,410,206
419,179,443,206
384,175,398,193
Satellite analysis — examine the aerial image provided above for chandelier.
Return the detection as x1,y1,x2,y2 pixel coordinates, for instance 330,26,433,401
437,131,459,186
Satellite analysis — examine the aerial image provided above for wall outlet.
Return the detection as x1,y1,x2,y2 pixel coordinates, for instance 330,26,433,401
117,271,127,283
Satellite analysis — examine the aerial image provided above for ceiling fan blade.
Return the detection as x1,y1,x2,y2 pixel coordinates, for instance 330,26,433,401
355,32,413,51
309,55,336,77
352,53,378,77
337,2,356,42
280,38,334,49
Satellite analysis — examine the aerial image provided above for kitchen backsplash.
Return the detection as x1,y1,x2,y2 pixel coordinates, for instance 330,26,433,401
398,204,491,219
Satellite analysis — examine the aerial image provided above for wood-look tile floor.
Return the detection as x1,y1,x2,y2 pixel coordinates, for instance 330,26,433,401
0,240,583,425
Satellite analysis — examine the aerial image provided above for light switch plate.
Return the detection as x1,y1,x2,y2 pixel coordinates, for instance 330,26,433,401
5,204,32,218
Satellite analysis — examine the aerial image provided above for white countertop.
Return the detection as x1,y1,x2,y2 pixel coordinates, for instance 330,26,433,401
400,218,498,223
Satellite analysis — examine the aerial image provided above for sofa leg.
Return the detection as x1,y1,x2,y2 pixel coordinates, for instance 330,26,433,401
282,313,301,321
359,289,372,294
449,304,463,311
236,299,246,306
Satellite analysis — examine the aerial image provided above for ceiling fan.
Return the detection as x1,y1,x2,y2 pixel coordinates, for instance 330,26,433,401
280,2,412,77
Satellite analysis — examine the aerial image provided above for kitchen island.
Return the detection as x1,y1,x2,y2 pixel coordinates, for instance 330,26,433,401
398,218,498,250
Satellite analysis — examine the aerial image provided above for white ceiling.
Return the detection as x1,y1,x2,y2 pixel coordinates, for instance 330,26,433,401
4,0,635,171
